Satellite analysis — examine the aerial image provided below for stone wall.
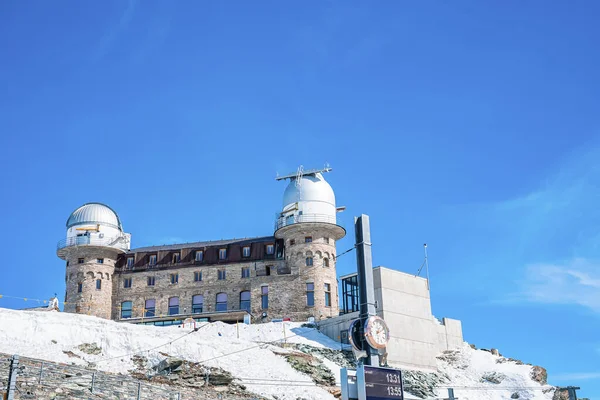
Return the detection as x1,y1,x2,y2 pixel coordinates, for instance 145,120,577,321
63,247,120,320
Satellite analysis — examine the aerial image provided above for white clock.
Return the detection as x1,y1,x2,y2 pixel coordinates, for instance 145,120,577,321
364,316,390,349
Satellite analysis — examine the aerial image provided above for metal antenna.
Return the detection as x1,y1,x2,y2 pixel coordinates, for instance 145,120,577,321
415,243,431,290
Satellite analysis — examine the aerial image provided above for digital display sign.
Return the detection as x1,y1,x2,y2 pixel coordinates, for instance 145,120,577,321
363,366,404,400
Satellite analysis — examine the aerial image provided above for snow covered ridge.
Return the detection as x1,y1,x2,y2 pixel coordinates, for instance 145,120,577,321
0,308,562,400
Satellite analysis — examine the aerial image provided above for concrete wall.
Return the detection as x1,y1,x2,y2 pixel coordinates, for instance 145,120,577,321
318,266,465,372
373,267,438,371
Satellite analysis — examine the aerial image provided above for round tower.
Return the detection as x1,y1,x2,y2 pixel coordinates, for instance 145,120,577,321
275,167,345,320
57,203,131,319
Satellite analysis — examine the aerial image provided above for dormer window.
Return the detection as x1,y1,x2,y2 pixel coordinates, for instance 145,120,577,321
266,244,274,255
149,255,157,266
219,248,227,260
126,257,134,268
172,253,180,264
243,246,251,257
195,250,203,262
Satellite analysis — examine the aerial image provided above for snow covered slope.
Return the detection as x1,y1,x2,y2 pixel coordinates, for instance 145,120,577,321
0,308,557,400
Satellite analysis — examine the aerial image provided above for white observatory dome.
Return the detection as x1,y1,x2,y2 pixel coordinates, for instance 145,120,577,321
282,172,336,218
66,203,123,231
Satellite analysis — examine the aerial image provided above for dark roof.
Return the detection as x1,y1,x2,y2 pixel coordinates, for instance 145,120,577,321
129,236,275,253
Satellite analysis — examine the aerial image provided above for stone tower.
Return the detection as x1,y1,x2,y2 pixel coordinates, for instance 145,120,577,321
57,203,130,319
275,167,346,320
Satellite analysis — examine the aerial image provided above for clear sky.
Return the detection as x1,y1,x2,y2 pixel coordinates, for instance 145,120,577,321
1,1,598,397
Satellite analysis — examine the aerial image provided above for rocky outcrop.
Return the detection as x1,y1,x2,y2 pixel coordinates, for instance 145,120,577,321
401,370,450,399
283,352,336,386
481,371,506,384
77,343,102,355
531,366,548,385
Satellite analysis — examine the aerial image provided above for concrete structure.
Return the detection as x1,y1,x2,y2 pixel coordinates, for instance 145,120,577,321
57,168,346,325
318,266,463,371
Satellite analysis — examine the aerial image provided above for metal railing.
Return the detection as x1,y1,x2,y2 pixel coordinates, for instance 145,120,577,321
274,213,342,230
56,235,129,252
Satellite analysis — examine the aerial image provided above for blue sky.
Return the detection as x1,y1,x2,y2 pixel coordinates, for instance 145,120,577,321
0,0,598,397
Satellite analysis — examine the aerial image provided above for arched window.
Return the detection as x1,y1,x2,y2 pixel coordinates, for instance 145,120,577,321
306,257,313,266
324,258,329,267
216,293,228,312
121,301,132,319
192,295,204,314
240,291,251,312
168,297,179,315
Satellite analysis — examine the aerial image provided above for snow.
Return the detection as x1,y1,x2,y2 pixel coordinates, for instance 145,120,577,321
0,308,555,400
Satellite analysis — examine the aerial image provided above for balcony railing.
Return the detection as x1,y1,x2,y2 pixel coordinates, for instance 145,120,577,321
57,236,129,252
274,213,341,231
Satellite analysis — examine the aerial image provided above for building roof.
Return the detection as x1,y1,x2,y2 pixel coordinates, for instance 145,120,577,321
66,202,123,231
129,235,275,253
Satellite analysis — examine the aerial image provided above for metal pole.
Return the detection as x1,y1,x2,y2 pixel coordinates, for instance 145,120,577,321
39,362,44,385
567,386,580,400
6,355,19,400
91,371,96,394
137,382,141,400
355,214,378,366
424,243,430,290
447,388,456,400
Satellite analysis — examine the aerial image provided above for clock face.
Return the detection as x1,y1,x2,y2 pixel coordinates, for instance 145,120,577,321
364,316,389,349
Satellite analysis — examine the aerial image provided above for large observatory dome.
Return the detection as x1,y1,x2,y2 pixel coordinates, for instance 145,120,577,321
66,203,123,231
282,173,335,211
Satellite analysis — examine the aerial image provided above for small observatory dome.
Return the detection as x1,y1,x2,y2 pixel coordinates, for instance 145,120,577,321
281,172,337,220
66,203,123,231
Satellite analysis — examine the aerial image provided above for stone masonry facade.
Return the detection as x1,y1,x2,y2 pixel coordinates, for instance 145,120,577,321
64,221,345,324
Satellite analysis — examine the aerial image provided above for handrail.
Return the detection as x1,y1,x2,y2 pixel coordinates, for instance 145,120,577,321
274,213,342,230
56,236,129,251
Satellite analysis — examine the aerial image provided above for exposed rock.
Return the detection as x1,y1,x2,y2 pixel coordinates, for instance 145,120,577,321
511,392,520,399
154,356,184,374
289,343,355,368
51,339,57,344
402,370,450,399
491,348,500,356
77,342,102,355
530,366,548,385
481,371,506,384
553,388,570,400
284,352,336,386
469,343,477,350
62,350,80,359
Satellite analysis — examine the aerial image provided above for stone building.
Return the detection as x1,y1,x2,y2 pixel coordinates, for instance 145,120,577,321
57,168,346,326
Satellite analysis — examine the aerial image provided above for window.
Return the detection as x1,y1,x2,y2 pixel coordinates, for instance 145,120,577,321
195,250,203,262
97,258,104,264
192,295,204,314
124,278,132,288
147,276,155,286
168,297,179,315
121,301,132,319
194,271,202,282
306,283,314,306
78,258,84,264
266,266,271,276
243,246,250,257
149,255,157,266
219,248,227,260
305,237,312,243
261,286,268,309
241,267,250,278
77,282,83,293
266,244,274,255
218,270,226,280
240,291,251,312
324,258,329,267
306,257,313,266
216,293,228,312
170,273,179,284
96,279,102,290
66,261,69,267
145,299,155,317
324,283,331,307
126,257,134,269
290,239,295,246
172,253,180,263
